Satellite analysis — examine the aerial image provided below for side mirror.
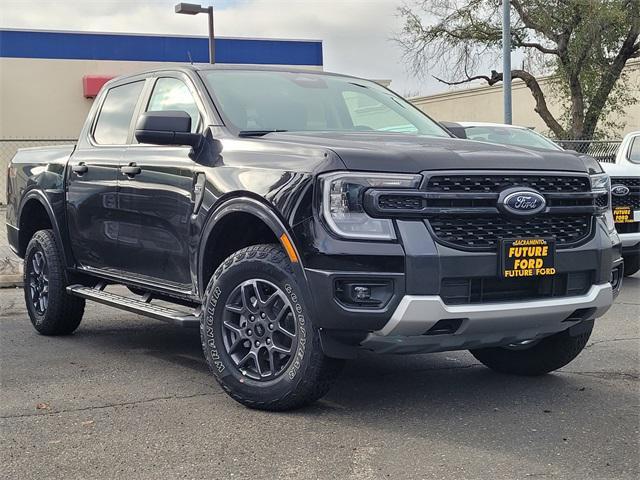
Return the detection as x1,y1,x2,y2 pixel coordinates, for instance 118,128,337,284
135,111,202,148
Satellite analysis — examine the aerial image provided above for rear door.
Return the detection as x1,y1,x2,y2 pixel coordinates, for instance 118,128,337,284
67,80,146,271
116,74,204,288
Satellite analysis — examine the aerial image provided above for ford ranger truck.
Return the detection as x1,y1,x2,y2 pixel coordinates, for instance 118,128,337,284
600,131,640,276
5,66,623,410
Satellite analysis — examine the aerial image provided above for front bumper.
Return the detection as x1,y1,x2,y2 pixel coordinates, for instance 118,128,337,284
618,231,640,255
360,283,612,354
299,216,622,356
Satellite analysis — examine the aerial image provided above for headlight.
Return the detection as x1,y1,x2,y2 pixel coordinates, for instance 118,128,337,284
319,171,422,240
590,172,610,193
590,173,614,231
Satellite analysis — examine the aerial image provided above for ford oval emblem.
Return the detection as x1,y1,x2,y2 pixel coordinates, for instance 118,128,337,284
501,190,547,216
611,184,630,196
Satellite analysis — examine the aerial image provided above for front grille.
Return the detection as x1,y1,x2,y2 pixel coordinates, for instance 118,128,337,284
611,177,640,209
440,271,592,305
428,215,593,250
611,177,640,187
616,222,640,234
414,173,596,251
612,196,640,209
426,175,590,193
378,195,424,211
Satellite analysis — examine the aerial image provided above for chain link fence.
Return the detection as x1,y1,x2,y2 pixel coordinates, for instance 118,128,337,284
555,140,622,163
0,139,76,205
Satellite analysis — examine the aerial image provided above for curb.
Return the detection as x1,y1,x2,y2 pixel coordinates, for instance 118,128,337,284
0,274,23,288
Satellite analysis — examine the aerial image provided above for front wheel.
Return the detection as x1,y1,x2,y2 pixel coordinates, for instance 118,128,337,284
24,230,85,335
469,324,593,376
200,244,343,411
623,254,639,277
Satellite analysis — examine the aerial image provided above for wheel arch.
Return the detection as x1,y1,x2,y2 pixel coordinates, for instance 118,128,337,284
197,196,307,297
17,191,67,263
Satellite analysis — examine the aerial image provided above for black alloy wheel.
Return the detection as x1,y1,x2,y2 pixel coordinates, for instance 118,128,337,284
221,278,297,380
200,244,344,410
27,249,49,315
24,229,85,335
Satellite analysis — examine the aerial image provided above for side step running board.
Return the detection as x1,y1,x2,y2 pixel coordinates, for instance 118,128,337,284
66,285,200,328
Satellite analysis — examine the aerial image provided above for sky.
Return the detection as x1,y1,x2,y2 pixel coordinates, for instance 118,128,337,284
0,0,473,97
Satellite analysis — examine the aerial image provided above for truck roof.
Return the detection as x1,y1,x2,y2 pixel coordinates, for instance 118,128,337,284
108,64,362,84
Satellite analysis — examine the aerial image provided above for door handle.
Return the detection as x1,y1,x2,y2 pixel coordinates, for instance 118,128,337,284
120,163,142,177
72,163,88,175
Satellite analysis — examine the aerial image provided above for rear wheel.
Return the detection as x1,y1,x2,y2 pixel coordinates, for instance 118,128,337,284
469,324,593,376
24,230,85,335
200,244,343,411
623,254,639,277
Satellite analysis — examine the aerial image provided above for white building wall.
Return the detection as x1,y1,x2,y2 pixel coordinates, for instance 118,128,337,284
410,60,640,137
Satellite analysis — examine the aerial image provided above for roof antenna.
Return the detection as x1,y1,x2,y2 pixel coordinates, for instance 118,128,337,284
187,51,194,65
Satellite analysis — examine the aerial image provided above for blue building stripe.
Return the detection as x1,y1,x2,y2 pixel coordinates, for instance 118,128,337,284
0,29,323,66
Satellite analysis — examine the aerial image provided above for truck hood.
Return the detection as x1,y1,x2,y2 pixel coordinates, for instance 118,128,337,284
600,161,640,177
261,132,594,173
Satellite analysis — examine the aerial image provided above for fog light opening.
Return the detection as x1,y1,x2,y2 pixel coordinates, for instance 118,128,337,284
334,279,394,308
423,318,465,336
610,265,623,291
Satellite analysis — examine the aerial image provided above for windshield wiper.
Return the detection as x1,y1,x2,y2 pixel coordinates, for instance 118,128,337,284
238,129,288,137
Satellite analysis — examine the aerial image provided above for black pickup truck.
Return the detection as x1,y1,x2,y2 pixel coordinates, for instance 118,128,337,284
6,66,623,410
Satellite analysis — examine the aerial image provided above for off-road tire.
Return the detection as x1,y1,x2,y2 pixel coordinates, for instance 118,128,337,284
24,229,85,335
623,254,639,277
200,243,343,411
469,324,593,376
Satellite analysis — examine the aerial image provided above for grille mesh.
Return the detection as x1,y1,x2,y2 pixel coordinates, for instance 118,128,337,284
616,222,640,234
422,174,595,251
611,177,640,209
378,195,424,210
595,195,609,208
611,177,640,187
440,271,592,305
428,215,592,250
613,196,640,209
426,175,590,193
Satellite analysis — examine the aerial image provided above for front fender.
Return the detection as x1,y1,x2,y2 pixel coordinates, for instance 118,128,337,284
197,196,309,296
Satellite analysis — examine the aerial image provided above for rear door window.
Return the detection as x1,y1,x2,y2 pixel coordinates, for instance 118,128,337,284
93,81,145,145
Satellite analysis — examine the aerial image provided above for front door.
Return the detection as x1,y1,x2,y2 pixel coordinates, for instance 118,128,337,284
116,76,204,288
66,80,146,272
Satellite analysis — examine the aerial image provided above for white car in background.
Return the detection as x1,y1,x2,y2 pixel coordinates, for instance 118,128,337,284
442,121,562,151
600,131,640,276
444,122,639,276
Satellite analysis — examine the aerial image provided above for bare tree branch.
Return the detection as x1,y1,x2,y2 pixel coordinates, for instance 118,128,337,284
396,0,640,139
432,74,493,85
434,68,567,138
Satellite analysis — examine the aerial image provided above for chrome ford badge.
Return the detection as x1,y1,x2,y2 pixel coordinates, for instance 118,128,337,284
500,189,547,216
611,185,630,196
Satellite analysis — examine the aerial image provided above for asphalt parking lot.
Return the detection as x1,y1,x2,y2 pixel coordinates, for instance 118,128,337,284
1,277,638,480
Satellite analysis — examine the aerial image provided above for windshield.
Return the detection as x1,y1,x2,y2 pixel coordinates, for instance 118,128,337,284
463,125,562,151
201,70,450,137
629,136,640,164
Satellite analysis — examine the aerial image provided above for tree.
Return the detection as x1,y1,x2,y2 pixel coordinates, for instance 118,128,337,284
396,0,640,140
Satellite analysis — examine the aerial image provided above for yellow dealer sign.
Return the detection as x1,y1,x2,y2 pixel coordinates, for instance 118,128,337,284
501,238,556,278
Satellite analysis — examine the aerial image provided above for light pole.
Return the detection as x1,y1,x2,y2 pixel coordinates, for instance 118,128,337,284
502,0,512,124
175,3,215,64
